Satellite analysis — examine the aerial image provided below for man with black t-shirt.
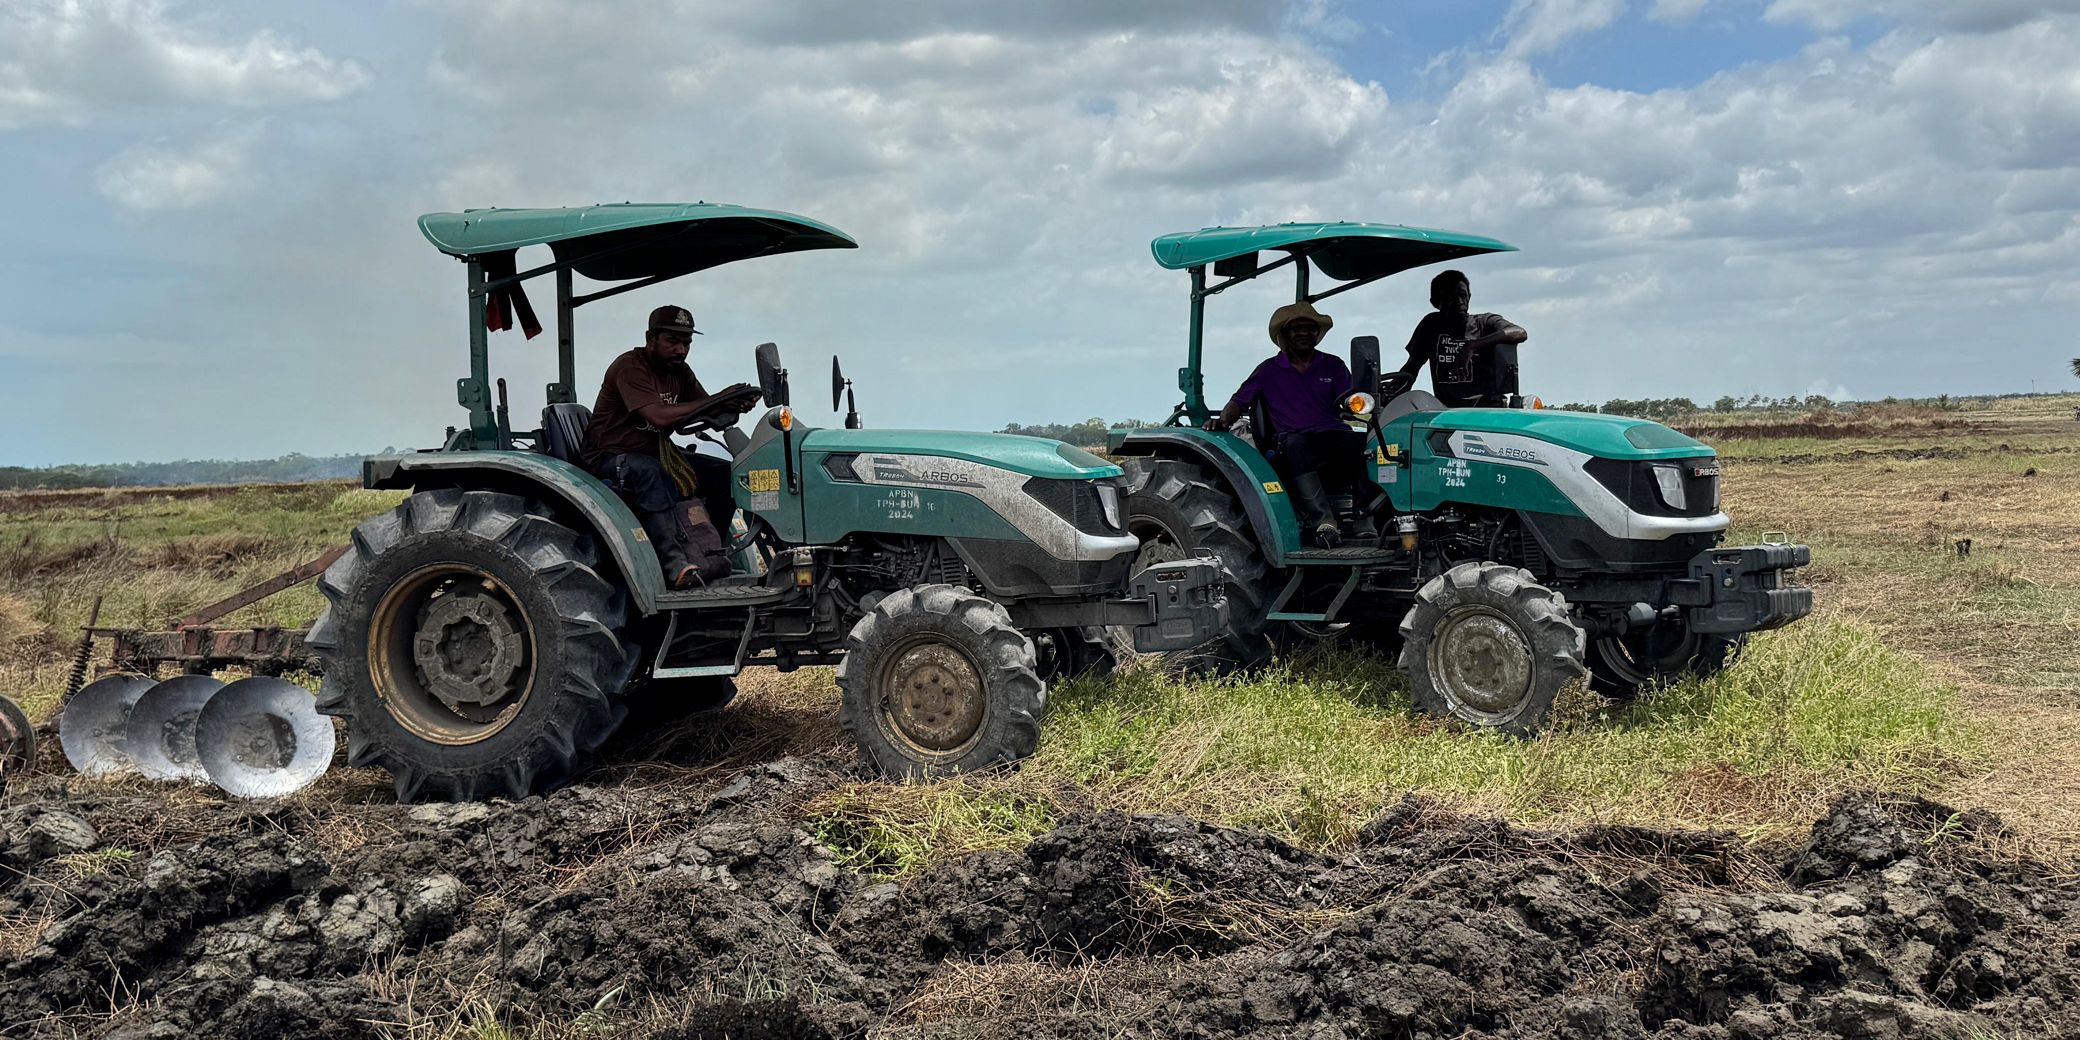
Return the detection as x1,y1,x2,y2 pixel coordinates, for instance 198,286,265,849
1387,270,1528,408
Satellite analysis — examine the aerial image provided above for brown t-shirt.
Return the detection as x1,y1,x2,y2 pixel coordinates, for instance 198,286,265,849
580,347,706,466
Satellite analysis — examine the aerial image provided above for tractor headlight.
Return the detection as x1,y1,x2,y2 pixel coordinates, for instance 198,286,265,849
1649,463,1686,511
1095,482,1123,531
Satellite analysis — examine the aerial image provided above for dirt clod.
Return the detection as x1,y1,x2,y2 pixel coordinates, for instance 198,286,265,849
1,780,2074,1039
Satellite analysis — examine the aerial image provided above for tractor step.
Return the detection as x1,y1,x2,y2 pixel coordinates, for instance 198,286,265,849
1265,564,1366,624
656,580,788,608
1286,547,1398,564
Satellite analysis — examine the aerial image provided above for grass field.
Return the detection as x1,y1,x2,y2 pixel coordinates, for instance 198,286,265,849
5,395,2076,867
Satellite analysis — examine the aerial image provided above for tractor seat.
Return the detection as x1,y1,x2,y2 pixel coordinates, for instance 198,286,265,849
1245,396,1281,462
540,403,593,464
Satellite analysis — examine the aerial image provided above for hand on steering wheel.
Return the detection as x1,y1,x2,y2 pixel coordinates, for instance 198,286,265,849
675,385,763,435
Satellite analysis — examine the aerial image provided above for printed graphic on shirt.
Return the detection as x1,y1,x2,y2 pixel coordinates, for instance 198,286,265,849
1433,336,1471,387
635,389,681,434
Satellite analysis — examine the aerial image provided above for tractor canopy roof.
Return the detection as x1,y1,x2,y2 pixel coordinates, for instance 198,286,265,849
1151,222,1514,282
417,202,856,282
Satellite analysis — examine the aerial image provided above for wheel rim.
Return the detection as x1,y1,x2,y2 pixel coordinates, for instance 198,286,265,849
1128,514,1190,570
876,634,988,758
1428,605,1535,721
368,564,536,745
1032,629,1073,682
1593,626,1701,686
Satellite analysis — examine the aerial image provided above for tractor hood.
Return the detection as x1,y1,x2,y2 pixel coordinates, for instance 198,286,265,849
1420,409,1712,461
799,429,1124,480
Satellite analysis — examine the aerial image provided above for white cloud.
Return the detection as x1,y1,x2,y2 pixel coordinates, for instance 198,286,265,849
1647,0,1712,23
92,124,258,210
1094,50,1390,187
1764,0,2080,33
11,1,2080,462
1501,0,1630,56
0,0,368,128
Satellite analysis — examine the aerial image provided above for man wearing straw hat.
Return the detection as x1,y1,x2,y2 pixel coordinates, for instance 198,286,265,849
1205,301,1380,547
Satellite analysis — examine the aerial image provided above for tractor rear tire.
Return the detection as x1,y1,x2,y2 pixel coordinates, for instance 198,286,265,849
838,584,1045,779
1399,562,1586,736
1120,457,1277,670
1587,627,1747,700
307,489,638,802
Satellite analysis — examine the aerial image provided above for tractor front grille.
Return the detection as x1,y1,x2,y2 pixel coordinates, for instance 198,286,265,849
1586,456,1721,518
1024,477,1127,537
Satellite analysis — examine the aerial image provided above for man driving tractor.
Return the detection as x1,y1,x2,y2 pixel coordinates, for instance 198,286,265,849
579,304,759,587
1207,302,1383,547
1387,270,1528,407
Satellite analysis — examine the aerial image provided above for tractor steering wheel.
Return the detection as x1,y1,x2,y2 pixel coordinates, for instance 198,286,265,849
674,386,763,436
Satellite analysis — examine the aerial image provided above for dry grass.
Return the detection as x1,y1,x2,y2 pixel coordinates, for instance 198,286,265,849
0,484,400,720
1715,402,2080,851
892,956,1186,1027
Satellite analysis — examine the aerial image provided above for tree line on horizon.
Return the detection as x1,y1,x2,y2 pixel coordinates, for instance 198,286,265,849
3,386,2070,491
0,453,368,491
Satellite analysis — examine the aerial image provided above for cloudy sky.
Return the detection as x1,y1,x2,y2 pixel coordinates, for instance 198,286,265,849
3,0,2076,465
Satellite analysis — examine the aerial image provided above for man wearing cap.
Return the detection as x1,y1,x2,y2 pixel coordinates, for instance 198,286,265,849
580,305,759,587
1387,270,1528,407
1206,301,1380,546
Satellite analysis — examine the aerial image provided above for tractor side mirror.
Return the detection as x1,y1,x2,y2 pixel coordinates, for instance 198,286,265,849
1349,335,1381,396
831,355,862,429
755,342,790,407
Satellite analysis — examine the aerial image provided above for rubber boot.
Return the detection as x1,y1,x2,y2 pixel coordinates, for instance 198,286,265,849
638,509,699,589
1349,484,1384,542
1289,472,1340,549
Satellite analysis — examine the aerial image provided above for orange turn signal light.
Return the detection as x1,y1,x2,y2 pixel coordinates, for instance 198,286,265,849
1346,392,1376,416
776,407,794,431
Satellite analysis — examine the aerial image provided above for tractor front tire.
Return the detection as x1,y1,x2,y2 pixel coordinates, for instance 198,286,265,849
1586,627,1747,700
1120,456,1278,670
307,489,637,802
1399,562,1586,736
838,584,1045,779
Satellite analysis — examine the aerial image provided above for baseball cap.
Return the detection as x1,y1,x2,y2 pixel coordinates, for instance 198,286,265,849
647,305,702,335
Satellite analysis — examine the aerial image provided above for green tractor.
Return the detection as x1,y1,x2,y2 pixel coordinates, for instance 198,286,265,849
1110,222,1812,732
307,204,1226,801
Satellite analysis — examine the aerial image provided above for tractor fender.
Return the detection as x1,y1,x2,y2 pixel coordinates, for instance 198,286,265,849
362,452,667,615
1109,430,1302,563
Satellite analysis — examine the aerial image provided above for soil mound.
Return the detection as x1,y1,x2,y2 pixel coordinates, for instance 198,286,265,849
2,779,2073,1039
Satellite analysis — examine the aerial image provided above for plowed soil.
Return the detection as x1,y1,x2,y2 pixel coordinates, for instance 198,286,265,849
3,760,2074,1040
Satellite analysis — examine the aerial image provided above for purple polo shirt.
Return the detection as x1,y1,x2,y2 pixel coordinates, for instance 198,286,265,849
1229,351,1351,435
